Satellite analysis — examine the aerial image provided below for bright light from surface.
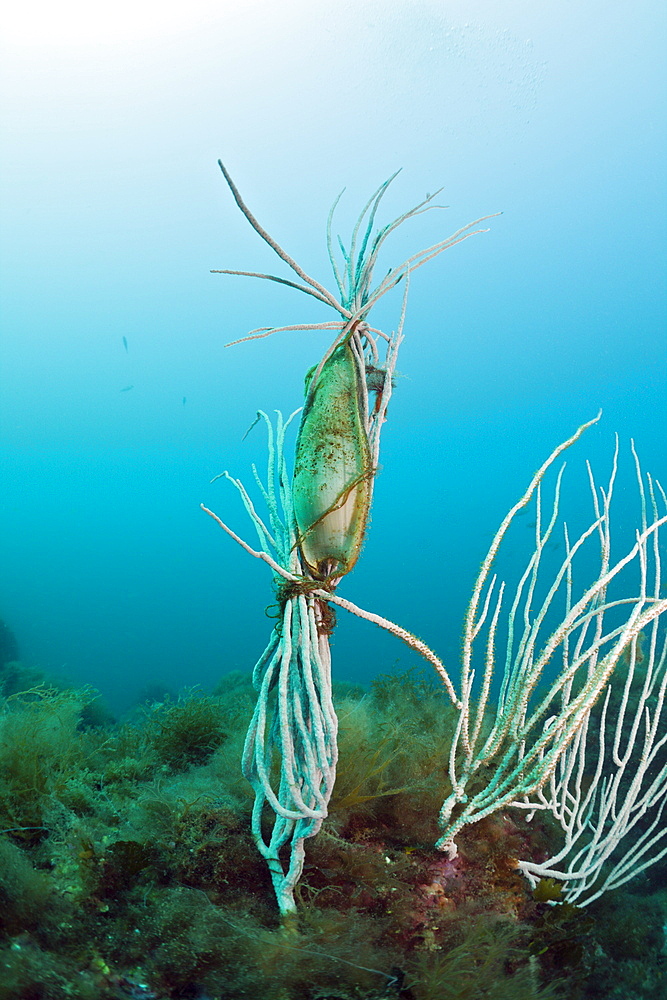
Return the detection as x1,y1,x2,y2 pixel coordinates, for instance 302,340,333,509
1,0,221,45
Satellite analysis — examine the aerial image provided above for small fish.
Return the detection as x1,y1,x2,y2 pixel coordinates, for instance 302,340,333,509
120,385,134,392
182,396,187,406
122,336,129,353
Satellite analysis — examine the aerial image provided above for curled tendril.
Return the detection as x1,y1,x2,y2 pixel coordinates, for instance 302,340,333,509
266,577,338,637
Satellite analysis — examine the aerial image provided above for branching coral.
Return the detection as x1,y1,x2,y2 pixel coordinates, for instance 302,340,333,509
204,166,482,915
204,165,667,921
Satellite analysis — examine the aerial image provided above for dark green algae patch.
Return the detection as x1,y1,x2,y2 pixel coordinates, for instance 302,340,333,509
0,664,664,1000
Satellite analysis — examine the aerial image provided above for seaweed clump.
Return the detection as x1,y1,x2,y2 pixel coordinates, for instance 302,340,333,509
143,690,229,771
0,669,663,999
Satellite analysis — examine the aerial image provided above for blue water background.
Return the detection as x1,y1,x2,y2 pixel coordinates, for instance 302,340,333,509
1,1,665,714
